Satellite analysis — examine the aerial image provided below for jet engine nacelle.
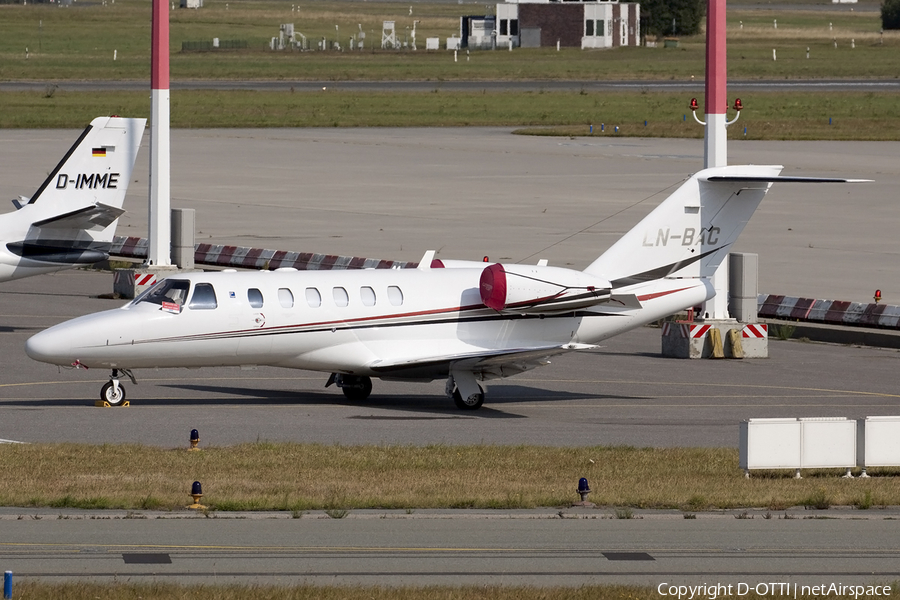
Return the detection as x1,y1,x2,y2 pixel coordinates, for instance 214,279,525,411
479,263,611,314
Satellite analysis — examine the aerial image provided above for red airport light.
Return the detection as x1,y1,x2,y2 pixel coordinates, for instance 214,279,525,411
689,98,699,112
874,289,882,303
733,98,743,111
483,256,490,262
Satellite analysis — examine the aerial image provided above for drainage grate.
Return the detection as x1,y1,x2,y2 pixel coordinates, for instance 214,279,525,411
122,553,172,564
602,552,655,561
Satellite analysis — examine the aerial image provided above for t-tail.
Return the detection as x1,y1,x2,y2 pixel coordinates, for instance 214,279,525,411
1,116,146,282
583,164,785,291
471,165,787,321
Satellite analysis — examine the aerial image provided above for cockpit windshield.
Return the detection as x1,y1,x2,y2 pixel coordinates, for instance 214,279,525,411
132,279,191,307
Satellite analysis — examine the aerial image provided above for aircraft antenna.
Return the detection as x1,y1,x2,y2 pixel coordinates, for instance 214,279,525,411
515,178,684,265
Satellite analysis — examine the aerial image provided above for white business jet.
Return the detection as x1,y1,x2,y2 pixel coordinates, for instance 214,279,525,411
25,163,853,409
0,116,145,283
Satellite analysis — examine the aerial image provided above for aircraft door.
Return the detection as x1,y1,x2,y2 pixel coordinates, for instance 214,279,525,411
236,286,273,359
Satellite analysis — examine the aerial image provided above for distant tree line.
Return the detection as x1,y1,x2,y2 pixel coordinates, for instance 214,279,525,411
884,0,900,29
641,0,707,38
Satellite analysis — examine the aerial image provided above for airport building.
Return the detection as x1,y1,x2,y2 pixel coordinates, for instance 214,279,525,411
461,0,640,49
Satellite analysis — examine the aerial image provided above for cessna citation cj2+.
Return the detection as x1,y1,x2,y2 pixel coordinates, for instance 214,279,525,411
26,164,854,409
1,116,145,283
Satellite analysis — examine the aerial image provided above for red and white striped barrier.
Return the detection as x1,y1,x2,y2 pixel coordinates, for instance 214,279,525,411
134,273,156,287
661,323,713,338
742,323,767,338
111,236,414,271
758,294,900,330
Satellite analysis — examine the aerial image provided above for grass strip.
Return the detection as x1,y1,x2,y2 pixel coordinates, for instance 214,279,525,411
2,89,900,140
9,584,900,600
2,443,899,511
2,0,898,81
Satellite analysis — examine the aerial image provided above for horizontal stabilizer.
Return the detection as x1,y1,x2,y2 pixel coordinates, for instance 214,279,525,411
6,241,109,265
32,203,126,231
706,175,871,184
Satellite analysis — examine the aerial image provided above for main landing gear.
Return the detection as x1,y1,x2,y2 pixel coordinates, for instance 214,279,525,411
446,370,485,411
325,373,373,401
100,369,137,407
325,371,487,410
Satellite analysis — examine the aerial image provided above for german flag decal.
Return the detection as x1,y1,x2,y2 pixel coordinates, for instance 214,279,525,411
92,147,106,157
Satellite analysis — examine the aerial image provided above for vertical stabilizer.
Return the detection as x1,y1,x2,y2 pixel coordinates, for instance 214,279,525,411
0,116,146,282
24,116,146,236
583,164,782,287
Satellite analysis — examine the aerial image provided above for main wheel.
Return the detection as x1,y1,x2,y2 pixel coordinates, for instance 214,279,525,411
340,375,373,401
100,381,127,406
452,385,484,410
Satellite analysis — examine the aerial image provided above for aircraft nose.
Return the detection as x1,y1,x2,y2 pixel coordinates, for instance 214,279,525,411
25,327,71,365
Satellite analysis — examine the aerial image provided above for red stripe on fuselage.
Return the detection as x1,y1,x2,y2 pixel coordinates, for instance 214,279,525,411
636,286,696,302
138,301,495,345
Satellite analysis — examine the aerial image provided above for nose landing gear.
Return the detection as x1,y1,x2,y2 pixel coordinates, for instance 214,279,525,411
99,369,137,407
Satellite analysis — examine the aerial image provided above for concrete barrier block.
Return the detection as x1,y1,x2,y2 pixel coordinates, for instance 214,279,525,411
807,299,832,322
842,302,867,325
790,298,815,320
824,300,852,324
774,296,800,319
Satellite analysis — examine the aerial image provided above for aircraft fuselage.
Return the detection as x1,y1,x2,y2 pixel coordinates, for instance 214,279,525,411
25,267,708,381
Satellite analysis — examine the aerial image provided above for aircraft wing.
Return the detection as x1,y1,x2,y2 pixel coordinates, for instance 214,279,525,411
369,343,598,380
32,202,126,231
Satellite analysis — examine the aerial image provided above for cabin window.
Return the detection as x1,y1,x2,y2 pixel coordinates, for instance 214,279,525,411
360,286,376,307
248,288,264,308
189,283,218,310
134,279,190,307
306,287,321,308
333,287,349,307
278,288,294,308
387,285,404,307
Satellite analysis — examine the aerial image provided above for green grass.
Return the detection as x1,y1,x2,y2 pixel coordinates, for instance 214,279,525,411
2,0,899,137
2,443,900,511
0,0,898,82
3,88,899,141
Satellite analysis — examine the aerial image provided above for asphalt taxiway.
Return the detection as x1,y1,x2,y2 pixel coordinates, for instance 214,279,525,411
4,129,899,303
2,508,900,587
2,130,900,587
2,130,899,447
3,269,900,448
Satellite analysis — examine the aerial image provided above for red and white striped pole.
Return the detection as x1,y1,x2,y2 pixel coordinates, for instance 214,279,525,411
704,0,727,169
703,0,729,319
149,0,172,266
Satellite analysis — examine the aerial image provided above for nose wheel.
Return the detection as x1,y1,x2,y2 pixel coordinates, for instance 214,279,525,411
100,380,126,406
100,369,137,407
